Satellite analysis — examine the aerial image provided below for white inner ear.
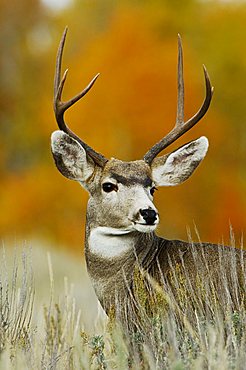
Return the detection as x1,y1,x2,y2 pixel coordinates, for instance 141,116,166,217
152,136,209,186
51,130,94,182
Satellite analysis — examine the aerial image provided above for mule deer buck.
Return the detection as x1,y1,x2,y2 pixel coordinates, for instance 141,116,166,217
51,29,245,330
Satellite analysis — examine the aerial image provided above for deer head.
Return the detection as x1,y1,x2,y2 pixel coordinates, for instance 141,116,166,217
51,28,213,234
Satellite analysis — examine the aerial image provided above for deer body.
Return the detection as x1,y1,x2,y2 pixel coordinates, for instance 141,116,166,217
85,232,239,318
51,29,245,328
83,159,243,319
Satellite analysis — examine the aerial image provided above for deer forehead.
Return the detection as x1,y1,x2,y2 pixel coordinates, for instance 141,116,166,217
101,158,153,186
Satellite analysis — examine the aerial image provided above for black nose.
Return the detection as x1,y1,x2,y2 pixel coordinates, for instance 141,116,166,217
140,209,157,225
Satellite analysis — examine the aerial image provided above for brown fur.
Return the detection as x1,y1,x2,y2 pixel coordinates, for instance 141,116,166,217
51,131,246,331
85,230,245,331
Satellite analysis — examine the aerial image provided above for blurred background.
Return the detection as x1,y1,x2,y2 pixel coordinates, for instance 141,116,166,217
1,0,246,254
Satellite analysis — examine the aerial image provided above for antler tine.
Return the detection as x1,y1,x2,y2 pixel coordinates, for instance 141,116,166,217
54,27,67,104
176,34,184,127
53,27,108,167
143,37,214,164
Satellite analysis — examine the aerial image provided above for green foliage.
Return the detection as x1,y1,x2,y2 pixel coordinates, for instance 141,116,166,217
81,333,107,370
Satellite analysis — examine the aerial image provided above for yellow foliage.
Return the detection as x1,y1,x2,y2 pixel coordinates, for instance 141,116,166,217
1,0,246,252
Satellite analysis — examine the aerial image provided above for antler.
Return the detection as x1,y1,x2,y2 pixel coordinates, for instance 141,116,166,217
143,35,214,164
54,27,108,167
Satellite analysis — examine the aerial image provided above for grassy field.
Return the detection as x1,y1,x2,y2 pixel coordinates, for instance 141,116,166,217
0,239,245,369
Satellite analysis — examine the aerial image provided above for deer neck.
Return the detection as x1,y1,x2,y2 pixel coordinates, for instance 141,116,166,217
87,226,135,258
84,223,160,311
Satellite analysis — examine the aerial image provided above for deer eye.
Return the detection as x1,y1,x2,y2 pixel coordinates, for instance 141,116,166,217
102,182,118,193
150,187,157,196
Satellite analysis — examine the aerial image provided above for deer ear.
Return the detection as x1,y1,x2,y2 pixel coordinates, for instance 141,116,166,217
51,130,95,183
151,136,209,186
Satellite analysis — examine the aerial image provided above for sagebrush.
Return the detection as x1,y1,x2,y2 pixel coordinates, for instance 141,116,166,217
0,239,245,370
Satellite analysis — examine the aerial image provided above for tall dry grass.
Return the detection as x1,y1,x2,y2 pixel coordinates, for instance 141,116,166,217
0,236,245,369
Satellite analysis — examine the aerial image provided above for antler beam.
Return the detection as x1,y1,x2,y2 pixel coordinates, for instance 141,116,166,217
54,27,108,167
143,36,214,164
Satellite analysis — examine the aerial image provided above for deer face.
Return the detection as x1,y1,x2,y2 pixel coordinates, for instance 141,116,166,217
51,131,208,233
88,158,158,233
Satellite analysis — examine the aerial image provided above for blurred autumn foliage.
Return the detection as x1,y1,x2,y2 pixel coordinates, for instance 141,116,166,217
1,0,246,252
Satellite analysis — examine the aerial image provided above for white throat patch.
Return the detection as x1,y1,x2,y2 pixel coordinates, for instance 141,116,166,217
88,227,134,259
